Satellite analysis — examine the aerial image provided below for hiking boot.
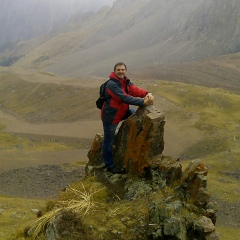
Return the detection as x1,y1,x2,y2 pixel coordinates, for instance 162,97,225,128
107,166,125,174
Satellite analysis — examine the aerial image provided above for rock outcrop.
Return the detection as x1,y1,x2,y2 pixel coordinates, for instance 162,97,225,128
86,105,220,240
114,106,165,175
37,106,220,240
87,105,165,175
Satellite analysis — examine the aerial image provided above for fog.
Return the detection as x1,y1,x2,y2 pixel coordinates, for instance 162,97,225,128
0,0,115,47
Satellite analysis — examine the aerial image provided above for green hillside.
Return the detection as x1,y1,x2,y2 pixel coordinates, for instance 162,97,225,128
0,71,239,239
0,72,96,123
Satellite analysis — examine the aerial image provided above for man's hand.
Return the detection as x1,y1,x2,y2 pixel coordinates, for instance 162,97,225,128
143,93,154,105
146,93,154,102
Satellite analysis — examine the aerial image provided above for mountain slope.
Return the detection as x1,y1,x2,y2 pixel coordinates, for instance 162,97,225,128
132,52,240,94
0,0,114,52
2,0,240,78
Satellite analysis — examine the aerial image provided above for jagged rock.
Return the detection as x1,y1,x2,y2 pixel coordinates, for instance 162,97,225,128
83,106,220,240
197,216,215,233
114,106,165,176
189,216,220,240
87,133,104,167
181,159,210,207
152,155,182,184
150,228,164,239
165,200,183,214
205,231,221,240
46,211,85,240
163,217,186,239
46,217,60,240
205,202,218,224
125,179,152,200
86,106,165,176
149,201,168,225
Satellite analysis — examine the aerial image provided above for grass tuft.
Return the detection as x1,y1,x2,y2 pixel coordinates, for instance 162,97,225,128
28,184,104,239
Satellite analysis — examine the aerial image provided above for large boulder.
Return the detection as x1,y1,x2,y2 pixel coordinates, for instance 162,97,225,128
114,105,165,175
86,105,165,176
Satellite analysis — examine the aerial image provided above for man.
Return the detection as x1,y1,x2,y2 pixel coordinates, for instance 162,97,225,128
101,62,154,173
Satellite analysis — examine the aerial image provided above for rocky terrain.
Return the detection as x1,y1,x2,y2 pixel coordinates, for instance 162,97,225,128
25,106,220,240
0,164,85,199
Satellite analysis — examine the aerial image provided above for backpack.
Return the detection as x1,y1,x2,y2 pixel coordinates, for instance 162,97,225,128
96,79,119,109
96,80,110,109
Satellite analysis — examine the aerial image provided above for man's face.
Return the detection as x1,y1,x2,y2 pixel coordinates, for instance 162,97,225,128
114,65,127,79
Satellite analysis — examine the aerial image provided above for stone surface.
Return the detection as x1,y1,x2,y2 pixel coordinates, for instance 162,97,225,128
87,133,104,167
181,159,210,206
114,106,165,176
197,216,215,233
205,231,221,240
86,106,165,176
163,217,186,240
153,155,182,184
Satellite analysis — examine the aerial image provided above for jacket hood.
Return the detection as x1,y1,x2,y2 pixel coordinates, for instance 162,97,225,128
109,72,128,80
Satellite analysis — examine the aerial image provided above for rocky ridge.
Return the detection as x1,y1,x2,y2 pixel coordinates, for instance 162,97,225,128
39,106,220,240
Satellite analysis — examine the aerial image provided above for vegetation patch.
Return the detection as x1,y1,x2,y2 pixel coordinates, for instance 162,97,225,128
0,124,77,151
216,226,240,240
12,178,162,239
207,171,240,203
0,75,97,123
0,195,46,240
181,135,229,158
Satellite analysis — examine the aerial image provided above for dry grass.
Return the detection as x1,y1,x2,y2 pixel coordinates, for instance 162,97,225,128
28,184,104,239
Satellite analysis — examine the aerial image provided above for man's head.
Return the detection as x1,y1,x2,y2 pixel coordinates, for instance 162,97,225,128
114,62,127,79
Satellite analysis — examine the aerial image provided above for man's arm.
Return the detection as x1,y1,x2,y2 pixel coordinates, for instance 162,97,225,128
107,81,146,106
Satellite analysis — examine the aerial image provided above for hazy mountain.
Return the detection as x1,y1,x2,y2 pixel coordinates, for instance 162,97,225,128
1,0,240,78
0,0,114,51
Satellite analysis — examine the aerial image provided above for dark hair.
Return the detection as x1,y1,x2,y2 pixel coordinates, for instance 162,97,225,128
114,62,127,71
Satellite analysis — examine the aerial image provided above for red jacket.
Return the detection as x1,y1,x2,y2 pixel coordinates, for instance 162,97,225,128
101,72,148,124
